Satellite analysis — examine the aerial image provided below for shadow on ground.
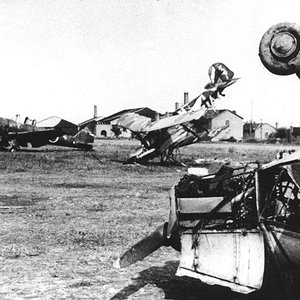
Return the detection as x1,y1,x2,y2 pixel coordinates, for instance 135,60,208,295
109,260,294,300
110,261,238,300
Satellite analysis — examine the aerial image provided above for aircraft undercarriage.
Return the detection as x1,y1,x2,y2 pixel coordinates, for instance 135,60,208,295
0,135,20,152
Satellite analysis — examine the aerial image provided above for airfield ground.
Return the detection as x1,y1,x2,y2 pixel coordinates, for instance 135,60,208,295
0,139,299,300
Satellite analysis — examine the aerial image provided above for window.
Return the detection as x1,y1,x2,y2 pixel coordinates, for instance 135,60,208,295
225,120,230,126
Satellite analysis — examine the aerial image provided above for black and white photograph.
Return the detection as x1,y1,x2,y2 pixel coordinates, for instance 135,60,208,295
1,1,300,299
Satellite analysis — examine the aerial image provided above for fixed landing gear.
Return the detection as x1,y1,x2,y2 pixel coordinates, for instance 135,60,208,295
8,139,20,152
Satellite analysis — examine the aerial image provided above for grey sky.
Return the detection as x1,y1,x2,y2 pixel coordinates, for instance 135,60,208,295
0,0,300,126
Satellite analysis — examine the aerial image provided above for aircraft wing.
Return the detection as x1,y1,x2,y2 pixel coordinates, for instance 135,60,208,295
117,113,152,132
145,108,206,132
118,109,207,133
260,151,300,171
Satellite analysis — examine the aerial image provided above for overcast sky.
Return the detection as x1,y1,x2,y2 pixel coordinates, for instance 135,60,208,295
1,0,300,127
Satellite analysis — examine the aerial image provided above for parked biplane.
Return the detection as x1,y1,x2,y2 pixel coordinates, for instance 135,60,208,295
0,115,94,151
117,63,239,164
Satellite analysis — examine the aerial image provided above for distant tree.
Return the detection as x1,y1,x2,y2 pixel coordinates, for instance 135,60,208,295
274,127,288,140
267,132,277,143
111,125,122,138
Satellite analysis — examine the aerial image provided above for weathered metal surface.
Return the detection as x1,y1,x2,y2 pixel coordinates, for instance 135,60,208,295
260,150,300,171
167,186,177,239
266,225,300,269
115,223,168,269
176,230,265,294
177,196,231,214
115,150,300,295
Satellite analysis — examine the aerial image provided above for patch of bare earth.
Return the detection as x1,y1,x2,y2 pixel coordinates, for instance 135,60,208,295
0,140,298,299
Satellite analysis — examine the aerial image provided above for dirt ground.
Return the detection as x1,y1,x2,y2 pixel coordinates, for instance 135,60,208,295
0,140,298,300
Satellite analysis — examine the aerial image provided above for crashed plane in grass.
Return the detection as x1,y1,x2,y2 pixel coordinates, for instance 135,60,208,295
117,63,239,164
0,115,94,151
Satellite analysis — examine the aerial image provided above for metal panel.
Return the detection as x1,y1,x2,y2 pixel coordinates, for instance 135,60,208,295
176,230,265,294
178,197,231,214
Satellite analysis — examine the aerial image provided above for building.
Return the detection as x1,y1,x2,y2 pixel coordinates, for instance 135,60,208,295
243,122,276,141
79,105,244,141
291,127,300,143
79,107,161,138
203,109,244,141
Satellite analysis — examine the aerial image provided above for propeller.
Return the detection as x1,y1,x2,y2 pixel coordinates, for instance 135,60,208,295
114,222,169,268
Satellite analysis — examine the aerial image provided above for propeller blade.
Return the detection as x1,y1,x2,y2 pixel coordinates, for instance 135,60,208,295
114,223,168,268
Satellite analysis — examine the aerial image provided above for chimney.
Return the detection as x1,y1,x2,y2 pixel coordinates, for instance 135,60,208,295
155,112,160,121
184,92,189,105
275,122,278,129
94,105,97,118
175,102,180,111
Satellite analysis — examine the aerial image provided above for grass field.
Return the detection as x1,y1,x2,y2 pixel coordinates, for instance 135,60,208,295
0,139,298,299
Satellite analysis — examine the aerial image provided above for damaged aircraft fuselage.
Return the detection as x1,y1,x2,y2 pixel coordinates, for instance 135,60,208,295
0,116,94,151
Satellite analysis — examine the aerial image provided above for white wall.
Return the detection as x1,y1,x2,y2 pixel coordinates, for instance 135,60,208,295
96,124,114,138
95,123,132,138
211,111,243,141
254,124,276,140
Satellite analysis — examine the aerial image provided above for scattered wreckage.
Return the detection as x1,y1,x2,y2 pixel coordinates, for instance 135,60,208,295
115,150,300,295
117,63,239,165
115,23,300,296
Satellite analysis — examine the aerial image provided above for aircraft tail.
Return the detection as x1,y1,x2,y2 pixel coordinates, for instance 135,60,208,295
175,63,238,115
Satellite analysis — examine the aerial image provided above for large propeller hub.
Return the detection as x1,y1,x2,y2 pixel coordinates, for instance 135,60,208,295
259,22,300,76
271,32,297,59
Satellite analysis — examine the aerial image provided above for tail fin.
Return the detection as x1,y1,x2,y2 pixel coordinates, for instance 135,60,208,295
208,62,234,85
175,63,237,115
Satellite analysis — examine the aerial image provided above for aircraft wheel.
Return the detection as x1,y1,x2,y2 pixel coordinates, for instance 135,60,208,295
259,22,300,75
49,137,59,144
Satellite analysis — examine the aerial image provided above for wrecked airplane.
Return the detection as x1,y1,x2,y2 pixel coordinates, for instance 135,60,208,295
115,149,300,295
117,63,239,165
0,115,94,151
